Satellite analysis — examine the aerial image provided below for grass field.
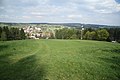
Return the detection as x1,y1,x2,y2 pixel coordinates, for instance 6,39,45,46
0,39,120,80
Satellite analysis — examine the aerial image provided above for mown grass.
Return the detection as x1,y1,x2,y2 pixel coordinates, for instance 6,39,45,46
0,39,120,80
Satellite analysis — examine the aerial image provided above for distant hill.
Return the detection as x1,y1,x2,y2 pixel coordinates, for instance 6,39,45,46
0,22,120,28
47,23,120,28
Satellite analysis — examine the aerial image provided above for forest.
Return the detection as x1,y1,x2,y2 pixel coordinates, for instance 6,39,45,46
0,26,25,41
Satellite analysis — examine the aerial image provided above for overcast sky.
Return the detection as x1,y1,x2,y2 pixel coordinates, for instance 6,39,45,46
0,0,120,26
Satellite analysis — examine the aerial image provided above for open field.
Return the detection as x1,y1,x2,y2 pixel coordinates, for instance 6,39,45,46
0,39,120,80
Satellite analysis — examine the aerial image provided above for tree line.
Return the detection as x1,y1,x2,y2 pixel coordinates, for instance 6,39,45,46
0,26,119,43
55,28,120,42
0,26,25,41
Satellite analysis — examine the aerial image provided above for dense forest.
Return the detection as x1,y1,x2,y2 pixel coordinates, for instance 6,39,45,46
0,26,25,41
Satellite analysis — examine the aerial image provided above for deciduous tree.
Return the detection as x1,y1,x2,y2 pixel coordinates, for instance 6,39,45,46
97,29,109,41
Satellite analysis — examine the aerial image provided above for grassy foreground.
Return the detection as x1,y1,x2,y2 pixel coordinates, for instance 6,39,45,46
0,39,120,80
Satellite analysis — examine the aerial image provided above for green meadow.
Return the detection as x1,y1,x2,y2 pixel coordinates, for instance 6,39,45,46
0,39,120,80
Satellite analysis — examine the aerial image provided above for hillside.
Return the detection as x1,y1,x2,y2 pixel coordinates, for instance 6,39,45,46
0,40,120,80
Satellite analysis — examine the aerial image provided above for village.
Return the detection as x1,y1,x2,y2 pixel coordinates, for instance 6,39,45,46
23,25,65,39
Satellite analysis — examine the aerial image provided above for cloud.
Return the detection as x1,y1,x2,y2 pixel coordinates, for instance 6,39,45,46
0,0,120,25
22,16,31,19
0,0,4,6
67,15,82,19
69,0,120,13
89,0,120,13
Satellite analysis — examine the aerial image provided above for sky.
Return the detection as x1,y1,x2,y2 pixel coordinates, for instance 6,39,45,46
0,0,120,26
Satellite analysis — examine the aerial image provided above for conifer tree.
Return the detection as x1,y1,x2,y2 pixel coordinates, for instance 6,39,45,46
1,31,7,41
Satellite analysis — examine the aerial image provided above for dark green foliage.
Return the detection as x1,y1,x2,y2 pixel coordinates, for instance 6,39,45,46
2,26,9,39
0,27,2,38
0,26,26,41
107,28,120,42
20,28,26,39
1,31,7,41
9,27,16,40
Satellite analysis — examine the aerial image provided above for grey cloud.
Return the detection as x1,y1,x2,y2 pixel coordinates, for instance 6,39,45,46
0,0,120,26
0,0,5,8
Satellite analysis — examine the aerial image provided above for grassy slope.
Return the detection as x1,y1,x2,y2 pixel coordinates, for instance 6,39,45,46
0,40,120,80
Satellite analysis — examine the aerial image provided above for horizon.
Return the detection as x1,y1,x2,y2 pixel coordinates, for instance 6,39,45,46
0,21,120,27
0,0,120,26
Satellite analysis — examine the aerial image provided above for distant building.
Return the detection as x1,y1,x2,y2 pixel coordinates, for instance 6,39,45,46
23,26,55,39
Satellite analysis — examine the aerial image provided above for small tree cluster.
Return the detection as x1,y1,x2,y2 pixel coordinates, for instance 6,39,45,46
55,28,78,39
0,26,26,41
84,31,96,40
84,28,109,41
97,29,109,41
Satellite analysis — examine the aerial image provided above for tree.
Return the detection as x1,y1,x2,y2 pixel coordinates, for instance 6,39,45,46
20,28,26,39
76,30,81,39
1,31,7,41
0,27,26,41
0,27,2,38
67,29,75,39
15,28,20,40
9,27,16,40
55,30,61,39
55,28,67,39
49,32,55,39
114,28,120,41
84,31,90,40
70,34,77,39
2,26,10,40
97,29,109,41
89,31,96,40
55,28,77,39
107,28,115,41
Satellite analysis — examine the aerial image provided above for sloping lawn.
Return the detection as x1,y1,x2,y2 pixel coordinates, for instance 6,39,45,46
0,39,120,80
